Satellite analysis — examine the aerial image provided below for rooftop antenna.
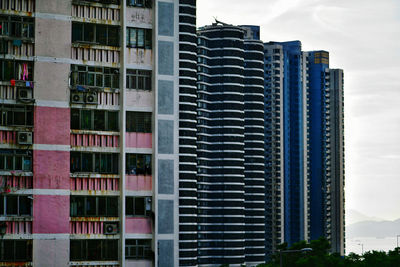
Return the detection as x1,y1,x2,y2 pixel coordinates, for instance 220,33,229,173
213,17,229,26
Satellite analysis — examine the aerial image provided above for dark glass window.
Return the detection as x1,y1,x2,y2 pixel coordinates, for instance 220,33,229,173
125,196,151,216
72,22,119,47
0,240,32,261
126,154,151,175
71,152,119,174
0,60,33,82
126,28,152,49
125,239,152,259
0,150,32,171
0,15,34,38
71,109,119,131
70,240,118,261
127,0,152,7
71,65,119,89
70,196,118,217
0,195,32,216
126,112,151,132
126,69,152,90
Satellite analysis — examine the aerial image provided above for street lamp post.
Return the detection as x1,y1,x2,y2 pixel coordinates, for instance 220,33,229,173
279,248,313,267
358,243,364,255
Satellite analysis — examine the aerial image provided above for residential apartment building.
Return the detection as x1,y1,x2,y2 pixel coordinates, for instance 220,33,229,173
264,45,345,256
264,41,308,258
195,22,265,267
305,51,345,254
0,0,194,266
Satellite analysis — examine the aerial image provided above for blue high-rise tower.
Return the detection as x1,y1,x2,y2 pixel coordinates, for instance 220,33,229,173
264,41,308,256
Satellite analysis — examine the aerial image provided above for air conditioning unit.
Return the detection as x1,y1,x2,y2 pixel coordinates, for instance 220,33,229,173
85,92,98,104
18,132,33,145
71,92,84,104
104,223,118,235
17,88,33,101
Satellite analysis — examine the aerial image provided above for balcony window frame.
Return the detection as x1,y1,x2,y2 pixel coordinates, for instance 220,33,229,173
0,149,32,172
125,196,151,217
0,15,34,39
0,240,32,261
70,196,118,217
127,0,152,8
126,27,152,49
125,239,152,260
126,69,152,91
0,195,32,216
70,239,118,261
126,111,151,133
71,65,120,90
72,22,120,47
125,154,151,175
0,60,34,82
71,152,119,174
71,108,119,131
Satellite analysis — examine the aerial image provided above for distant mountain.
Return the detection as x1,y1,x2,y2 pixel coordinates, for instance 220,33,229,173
346,209,384,225
347,219,400,238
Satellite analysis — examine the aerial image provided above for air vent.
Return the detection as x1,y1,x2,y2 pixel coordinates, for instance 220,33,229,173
17,132,33,145
71,92,84,104
17,88,33,101
104,223,118,235
85,92,98,104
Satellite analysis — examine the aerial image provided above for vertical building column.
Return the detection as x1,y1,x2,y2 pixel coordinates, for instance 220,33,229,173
154,1,180,267
32,1,72,266
120,0,127,266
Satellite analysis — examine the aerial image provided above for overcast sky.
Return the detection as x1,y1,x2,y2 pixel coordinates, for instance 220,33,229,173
197,0,400,221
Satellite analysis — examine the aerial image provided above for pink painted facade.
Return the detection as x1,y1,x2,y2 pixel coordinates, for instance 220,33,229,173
34,106,70,145
33,150,70,190
70,177,119,191
125,217,152,234
3,220,32,234
126,132,152,148
126,175,152,191
0,175,33,191
33,195,69,234
71,133,119,148
70,220,117,235
0,130,18,145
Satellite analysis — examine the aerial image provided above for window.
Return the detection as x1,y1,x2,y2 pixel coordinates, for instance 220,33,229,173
125,196,151,216
71,109,119,131
0,195,32,216
71,65,119,89
126,154,151,175
127,0,152,8
126,28,152,49
0,15,34,39
0,60,33,81
126,112,151,132
126,69,151,90
0,105,33,127
125,239,152,260
0,150,32,171
0,240,32,261
70,239,118,261
71,152,119,174
74,0,120,4
72,22,119,47
70,196,118,217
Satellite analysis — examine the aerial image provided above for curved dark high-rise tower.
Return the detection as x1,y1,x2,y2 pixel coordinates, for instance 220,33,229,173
195,23,265,266
197,24,246,266
242,26,266,265
178,0,198,266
